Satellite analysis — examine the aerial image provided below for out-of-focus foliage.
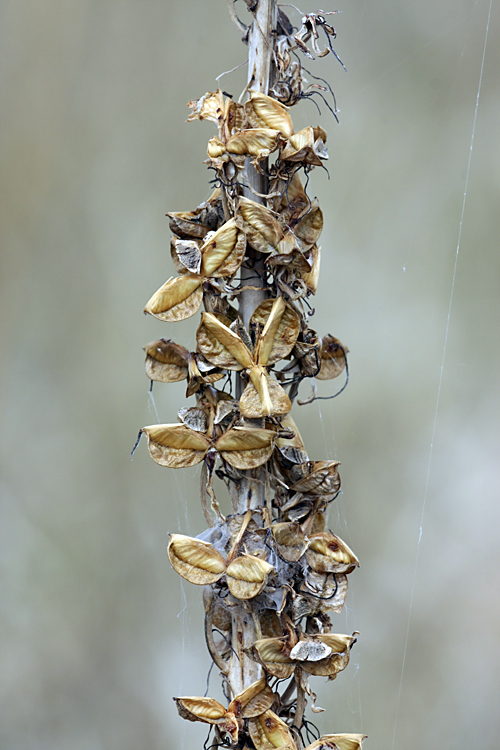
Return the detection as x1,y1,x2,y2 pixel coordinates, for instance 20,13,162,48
1,1,499,749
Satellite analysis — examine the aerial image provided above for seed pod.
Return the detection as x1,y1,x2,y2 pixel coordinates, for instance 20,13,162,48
316,335,348,380
300,570,350,613
167,534,226,585
144,339,189,383
281,126,328,166
226,128,282,162
244,92,294,137
299,633,357,678
230,676,274,718
200,218,245,278
306,532,359,574
271,522,309,562
174,696,239,743
236,197,283,253
290,460,341,495
248,710,296,750
144,275,203,322
304,735,367,750
226,554,274,599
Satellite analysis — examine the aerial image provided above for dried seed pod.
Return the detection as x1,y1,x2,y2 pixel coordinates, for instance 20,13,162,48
316,335,348,380
299,633,357,678
290,461,341,496
306,533,359,574
141,423,210,468
271,522,309,562
226,128,282,162
248,710,296,750
167,534,226,585
200,218,246,278
144,275,203,322
215,426,277,470
304,735,367,750
247,637,295,679
167,190,223,239
244,92,294,137
281,126,328,166
174,696,239,743
144,339,189,383
231,676,275,718
300,571,350,613
226,554,274,600
174,238,203,274
236,197,283,253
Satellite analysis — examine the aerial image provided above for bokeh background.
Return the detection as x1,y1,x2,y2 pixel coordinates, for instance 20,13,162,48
1,1,499,748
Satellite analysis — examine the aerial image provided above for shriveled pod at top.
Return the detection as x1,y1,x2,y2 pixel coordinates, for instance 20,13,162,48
140,422,277,470
316,335,348,380
281,126,328,167
174,677,274,745
248,710,296,750
306,532,359,574
304,735,367,750
197,297,300,418
235,197,283,254
244,92,294,138
144,219,246,322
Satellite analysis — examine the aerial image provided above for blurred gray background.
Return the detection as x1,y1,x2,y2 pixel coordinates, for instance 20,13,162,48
1,1,499,748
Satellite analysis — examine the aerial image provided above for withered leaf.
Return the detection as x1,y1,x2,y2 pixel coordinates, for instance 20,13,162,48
168,534,226,585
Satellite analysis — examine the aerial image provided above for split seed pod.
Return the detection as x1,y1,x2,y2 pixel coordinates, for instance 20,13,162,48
244,92,294,137
248,710,296,750
140,423,276,470
306,533,359,574
236,197,283,254
316,335,348,380
281,126,328,166
197,297,299,418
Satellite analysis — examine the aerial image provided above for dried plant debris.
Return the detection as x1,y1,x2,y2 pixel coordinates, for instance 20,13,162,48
136,4,365,749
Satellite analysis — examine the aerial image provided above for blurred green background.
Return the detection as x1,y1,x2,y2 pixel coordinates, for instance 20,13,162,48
1,1,499,748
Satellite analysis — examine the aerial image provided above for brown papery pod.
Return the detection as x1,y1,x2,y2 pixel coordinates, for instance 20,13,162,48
140,424,210,468
200,218,245,277
271,522,309,562
251,297,300,366
247,637,295,679
244,91,294,137
306,532,359,574
174,696,239,743
215,427,276,470
197,312,253,370
167,534,226,585
291,460,341,495
227,676,275,718
300,633,357,678
281,126,328,167
302,246,321,294
226,128,282,162
144,274,203,322
293,202,324,249
304,735,367,750
240,374,291,419
301,570,350,613
316,335,348,380
236,197,283,253
248,710,296,750
144,339,189,383
226,555,274,600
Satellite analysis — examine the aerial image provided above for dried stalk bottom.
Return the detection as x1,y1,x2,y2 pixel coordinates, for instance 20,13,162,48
138,3,366,750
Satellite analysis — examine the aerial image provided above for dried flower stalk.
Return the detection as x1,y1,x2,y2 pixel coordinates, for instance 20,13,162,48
137,2,365,749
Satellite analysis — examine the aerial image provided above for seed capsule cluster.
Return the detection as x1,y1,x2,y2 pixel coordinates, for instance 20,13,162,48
138,41,365,750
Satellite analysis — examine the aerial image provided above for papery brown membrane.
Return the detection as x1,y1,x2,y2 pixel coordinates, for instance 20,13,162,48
144,274,203,322
316,335,348,380
167,534,226,585
244,92,294,138
236,197,283,253
174,696,239,743
230,676,275,718
247,637,295,679
270,522,310,562
240,373,291,419
301,571,349,613
248,710,296,750
215,426,277,470
144,339,189,383
251,297,300,366
304,735,367,750
167,190,223,240
226,554,274,599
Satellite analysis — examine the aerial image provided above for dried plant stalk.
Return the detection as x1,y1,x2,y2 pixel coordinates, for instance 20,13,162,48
137,2,366,749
